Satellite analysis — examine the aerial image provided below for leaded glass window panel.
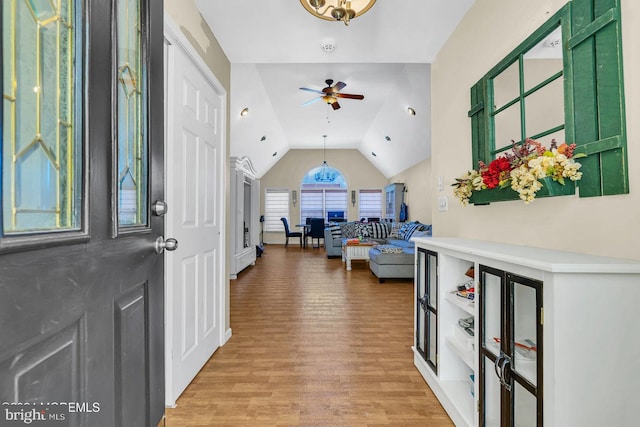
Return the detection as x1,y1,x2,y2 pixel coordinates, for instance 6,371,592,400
117,0,148,227
2,0,82,234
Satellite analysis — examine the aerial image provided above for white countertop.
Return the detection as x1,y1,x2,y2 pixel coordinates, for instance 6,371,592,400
411,236,640,274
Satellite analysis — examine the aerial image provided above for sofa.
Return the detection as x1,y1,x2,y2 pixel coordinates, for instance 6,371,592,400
324,221,432,282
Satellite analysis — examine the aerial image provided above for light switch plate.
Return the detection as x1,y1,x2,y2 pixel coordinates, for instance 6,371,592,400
438,196,448,212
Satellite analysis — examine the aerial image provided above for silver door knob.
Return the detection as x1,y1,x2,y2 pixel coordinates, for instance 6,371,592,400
155,236,178,254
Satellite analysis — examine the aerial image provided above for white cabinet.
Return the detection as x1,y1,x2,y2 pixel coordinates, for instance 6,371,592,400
230,157,260,278
412,237,640,427
384,183,404,221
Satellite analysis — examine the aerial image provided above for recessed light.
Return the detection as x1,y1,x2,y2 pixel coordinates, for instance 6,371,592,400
371,152,377,157
385,136,391,142
240,107,249,117
260,136,266,142
272,152,277,157
407,107,416,116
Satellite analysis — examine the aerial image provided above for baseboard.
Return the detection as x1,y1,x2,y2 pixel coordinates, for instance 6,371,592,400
223,328,232,344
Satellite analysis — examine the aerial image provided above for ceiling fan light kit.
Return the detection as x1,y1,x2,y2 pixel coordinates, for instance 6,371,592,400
300,79,364,110
300,0,376,26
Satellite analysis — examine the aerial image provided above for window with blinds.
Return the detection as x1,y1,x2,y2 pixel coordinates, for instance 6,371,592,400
264,189,289,232
300,189,347,223
358,189,382,220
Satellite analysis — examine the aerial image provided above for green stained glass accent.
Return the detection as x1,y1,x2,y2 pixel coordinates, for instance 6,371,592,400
2,0,82,234
117,0,147,227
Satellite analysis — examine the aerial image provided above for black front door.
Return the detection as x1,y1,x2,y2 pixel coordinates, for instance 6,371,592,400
0,0,165,426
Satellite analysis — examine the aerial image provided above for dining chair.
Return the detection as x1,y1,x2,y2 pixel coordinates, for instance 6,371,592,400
303,217,312,248
280,217,303,248
308,218,325,248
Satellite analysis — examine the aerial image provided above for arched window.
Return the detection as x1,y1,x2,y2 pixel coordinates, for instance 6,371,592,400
300,166,348,223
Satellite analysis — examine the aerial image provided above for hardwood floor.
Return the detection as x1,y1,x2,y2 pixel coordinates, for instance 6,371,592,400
165,244,453,426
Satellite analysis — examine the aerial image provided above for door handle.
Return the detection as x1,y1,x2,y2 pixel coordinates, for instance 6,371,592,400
152,200,168,216
494,353,512,391
155,236,178,254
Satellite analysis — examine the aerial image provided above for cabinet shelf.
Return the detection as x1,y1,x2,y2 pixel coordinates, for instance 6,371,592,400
445,291,475,315
446,336,475,370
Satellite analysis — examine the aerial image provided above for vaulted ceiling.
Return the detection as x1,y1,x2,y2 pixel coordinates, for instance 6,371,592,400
195,0,475,178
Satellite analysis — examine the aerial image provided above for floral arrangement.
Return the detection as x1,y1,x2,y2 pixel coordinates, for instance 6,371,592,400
452,138,585,205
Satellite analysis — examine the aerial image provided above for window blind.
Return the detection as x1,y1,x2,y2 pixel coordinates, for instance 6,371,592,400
264,189,289,232
358,189,382,220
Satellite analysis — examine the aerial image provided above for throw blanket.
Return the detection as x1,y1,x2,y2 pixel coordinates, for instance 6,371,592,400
377,245,405,254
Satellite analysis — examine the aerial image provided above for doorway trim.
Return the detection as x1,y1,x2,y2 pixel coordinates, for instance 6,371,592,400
163,15,230,407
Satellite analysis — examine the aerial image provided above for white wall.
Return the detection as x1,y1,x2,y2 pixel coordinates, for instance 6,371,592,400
431,0,640,260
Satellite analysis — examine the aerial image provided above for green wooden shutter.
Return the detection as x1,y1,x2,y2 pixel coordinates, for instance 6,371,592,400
568,0,628,197
468,79,487,168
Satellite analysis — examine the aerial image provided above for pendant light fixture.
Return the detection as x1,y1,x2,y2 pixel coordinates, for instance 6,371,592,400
314,135,336,182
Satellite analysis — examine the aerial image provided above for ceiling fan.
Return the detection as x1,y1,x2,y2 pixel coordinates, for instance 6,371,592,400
300,79,364,110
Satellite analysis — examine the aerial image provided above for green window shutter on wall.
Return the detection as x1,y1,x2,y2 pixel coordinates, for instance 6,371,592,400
568,0,628,197
468,79,486,168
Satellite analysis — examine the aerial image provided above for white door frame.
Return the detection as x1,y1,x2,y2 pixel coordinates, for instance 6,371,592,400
163,15,230,407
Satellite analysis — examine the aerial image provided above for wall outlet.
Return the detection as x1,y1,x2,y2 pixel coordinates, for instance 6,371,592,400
438,196,448,212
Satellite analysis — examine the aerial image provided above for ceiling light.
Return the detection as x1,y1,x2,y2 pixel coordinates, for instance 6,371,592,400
260,136,266,141
407,107,416,116
240,107,249,117
300,0,376,26
385,136,391,141
371,152,377,157
314,135,337,182
272,152,278,157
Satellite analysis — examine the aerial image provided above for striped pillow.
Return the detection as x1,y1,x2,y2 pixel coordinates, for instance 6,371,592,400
328,222,342,238
398,222,424,240
370,222,389,239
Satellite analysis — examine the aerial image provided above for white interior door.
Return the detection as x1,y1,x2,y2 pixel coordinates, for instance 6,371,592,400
164,19,227,406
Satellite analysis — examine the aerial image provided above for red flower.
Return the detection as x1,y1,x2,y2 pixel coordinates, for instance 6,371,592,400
481,156,512,189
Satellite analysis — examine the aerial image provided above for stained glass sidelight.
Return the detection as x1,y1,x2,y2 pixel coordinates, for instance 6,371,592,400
2,0,82,234
116,0,147,227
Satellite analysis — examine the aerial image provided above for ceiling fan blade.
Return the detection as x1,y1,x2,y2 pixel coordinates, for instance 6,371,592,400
300,87,324,95
334,93,364,100
332,81,347,92
302,97,323,106
331,101,341,110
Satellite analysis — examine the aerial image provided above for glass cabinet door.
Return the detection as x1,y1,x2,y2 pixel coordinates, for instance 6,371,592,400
425,250,438,371
509,274,543,427
479,266,543,427
479,266,504,427
416,248,438,374
416,249,427,359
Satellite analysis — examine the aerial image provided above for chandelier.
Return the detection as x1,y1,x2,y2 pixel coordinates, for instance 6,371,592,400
314,135,337,182
299,0,376,26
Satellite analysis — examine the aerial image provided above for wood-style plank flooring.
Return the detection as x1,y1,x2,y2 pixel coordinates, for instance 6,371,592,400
165,244,453,426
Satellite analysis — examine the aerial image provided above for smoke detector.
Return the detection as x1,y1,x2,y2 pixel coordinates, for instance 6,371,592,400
320,39,337,54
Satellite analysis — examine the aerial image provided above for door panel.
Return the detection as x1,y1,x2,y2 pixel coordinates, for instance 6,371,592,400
115,284,149,427
165,30,224,405
0,0,165,426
